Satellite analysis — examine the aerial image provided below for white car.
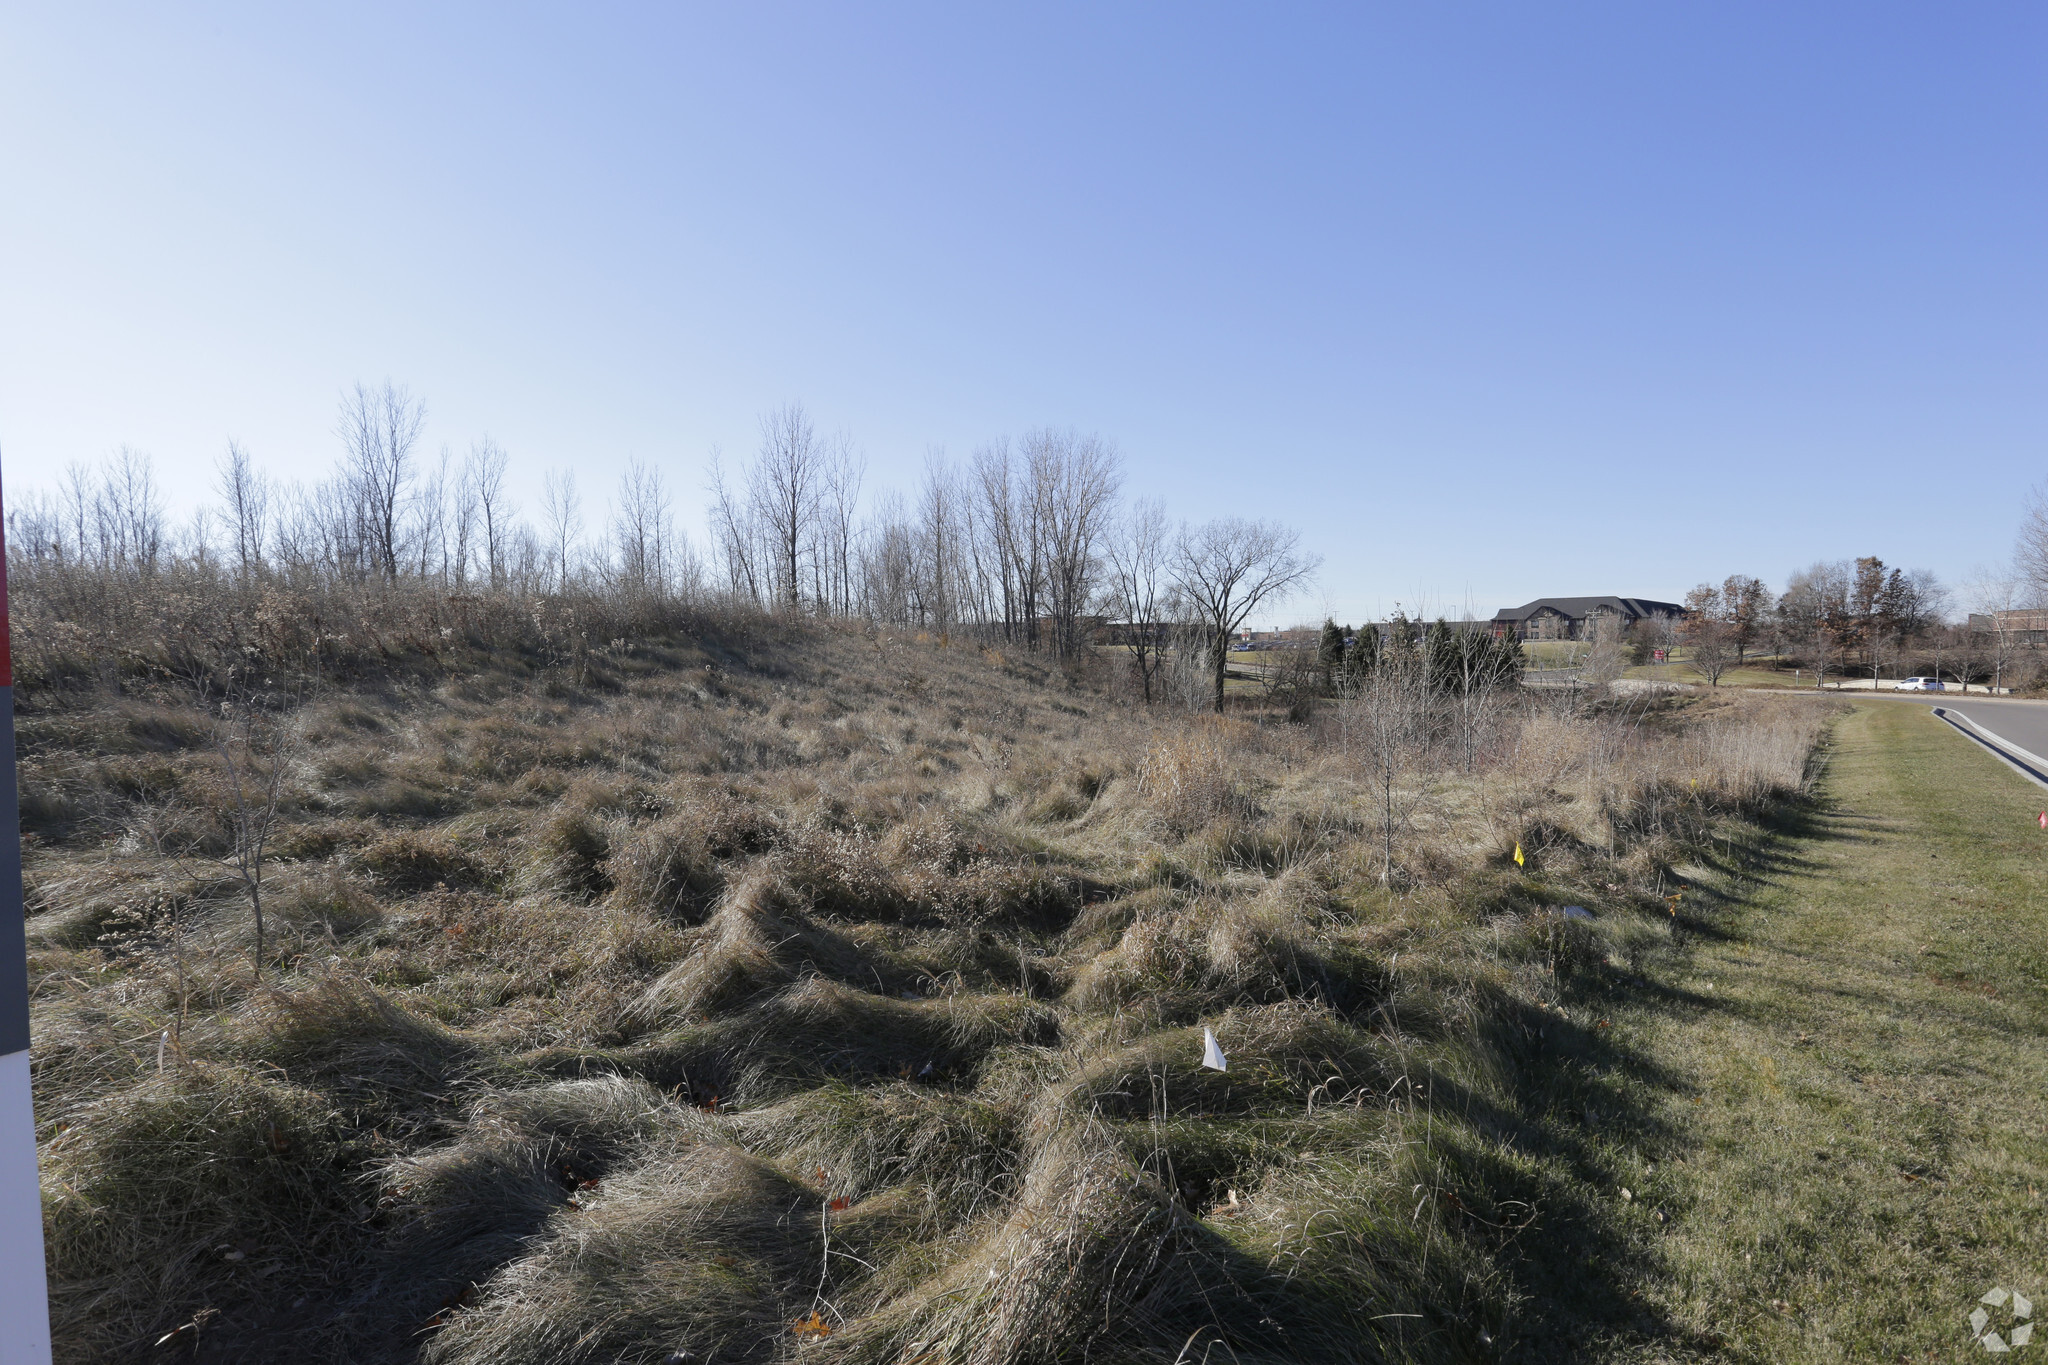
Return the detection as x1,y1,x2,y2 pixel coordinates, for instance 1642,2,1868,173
1894,677,1946,692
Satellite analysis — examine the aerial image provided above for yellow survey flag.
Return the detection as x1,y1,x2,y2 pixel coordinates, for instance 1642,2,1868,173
1513,843,1525,867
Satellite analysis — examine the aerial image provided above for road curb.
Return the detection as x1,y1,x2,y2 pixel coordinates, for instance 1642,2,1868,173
1932,707,2048,792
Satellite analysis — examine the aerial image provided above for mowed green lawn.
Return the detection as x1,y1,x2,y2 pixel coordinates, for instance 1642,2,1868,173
1611,700,2048,1360
1624,660,1805,689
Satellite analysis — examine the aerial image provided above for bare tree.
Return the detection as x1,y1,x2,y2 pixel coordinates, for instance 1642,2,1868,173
857,490,919,624
90,448,166,573
411,446,453,581
1721,574,1771,664
753,402,822,612
613,458,675,597
1342,643,1437,885
266,479,315,581
915,453,963,633
1779,561,1852,688
1170,518,1320,712
1578,612,1629,698
816,433,865,618
212,688,295,981
464,439,514,590
2017,484,2048,604
508,523,547,594
971,439,1041,646
59,460,93,563
182,504,216,572
217,441,269,581
1967,569,2027,692
5,490,63,565
1899,568,1949,635
114,447,164,572
1104,497,1175,702
337,381,425,582
1682,583,1736,685
707,449,763,603
1684,621,1737,686
1028,429,1121,658
450,453,478,588
541,468,583,592
41,449,168,573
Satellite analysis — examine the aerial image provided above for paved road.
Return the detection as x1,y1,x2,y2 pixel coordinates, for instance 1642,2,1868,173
1883,693,2048,758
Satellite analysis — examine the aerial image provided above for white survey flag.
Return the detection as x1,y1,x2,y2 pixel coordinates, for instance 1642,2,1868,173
1201,1028,1228,1072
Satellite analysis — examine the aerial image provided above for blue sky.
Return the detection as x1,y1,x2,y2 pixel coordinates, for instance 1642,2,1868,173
3,3,2042,625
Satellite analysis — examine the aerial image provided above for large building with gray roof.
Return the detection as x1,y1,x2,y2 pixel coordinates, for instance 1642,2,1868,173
1489,596,1685,642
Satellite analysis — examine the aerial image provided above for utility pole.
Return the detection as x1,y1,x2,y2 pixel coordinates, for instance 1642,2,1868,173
0,468,55,1364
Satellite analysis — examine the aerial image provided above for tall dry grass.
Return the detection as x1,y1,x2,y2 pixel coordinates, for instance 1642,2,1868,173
17,619,1836,1363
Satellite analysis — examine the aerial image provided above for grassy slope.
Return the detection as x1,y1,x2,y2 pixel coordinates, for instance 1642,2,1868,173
1604,700,2048,1360
19,625,1847,1365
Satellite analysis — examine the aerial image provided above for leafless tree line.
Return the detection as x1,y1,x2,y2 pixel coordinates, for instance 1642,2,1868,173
1665,559,2048,690
709,412,1129,653
13,382,705,605
7,387,1318,709
707,405,1317,707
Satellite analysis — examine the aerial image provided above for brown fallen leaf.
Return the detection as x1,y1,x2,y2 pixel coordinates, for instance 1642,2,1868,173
827,1196,850,1212
794,1310,833,1340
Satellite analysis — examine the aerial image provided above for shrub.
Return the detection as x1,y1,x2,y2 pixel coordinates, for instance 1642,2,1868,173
521,810,613,901
359,830,490,892
1134,723,1260,836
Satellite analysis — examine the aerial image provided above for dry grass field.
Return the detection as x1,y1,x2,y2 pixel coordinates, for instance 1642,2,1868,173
18,621,1834,1364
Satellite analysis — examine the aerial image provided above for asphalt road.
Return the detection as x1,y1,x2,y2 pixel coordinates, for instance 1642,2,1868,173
1885,693,2048,762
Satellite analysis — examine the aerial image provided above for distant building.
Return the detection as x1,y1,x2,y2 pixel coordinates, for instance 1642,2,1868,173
1233,619,1504,650
1489,596,1685,643
1969,609,2048,645
1039,614,1110,642
1097,620,1176,646
1236,627,1320,649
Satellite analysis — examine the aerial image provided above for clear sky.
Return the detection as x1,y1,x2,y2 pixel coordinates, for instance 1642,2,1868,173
3,3,2043,626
